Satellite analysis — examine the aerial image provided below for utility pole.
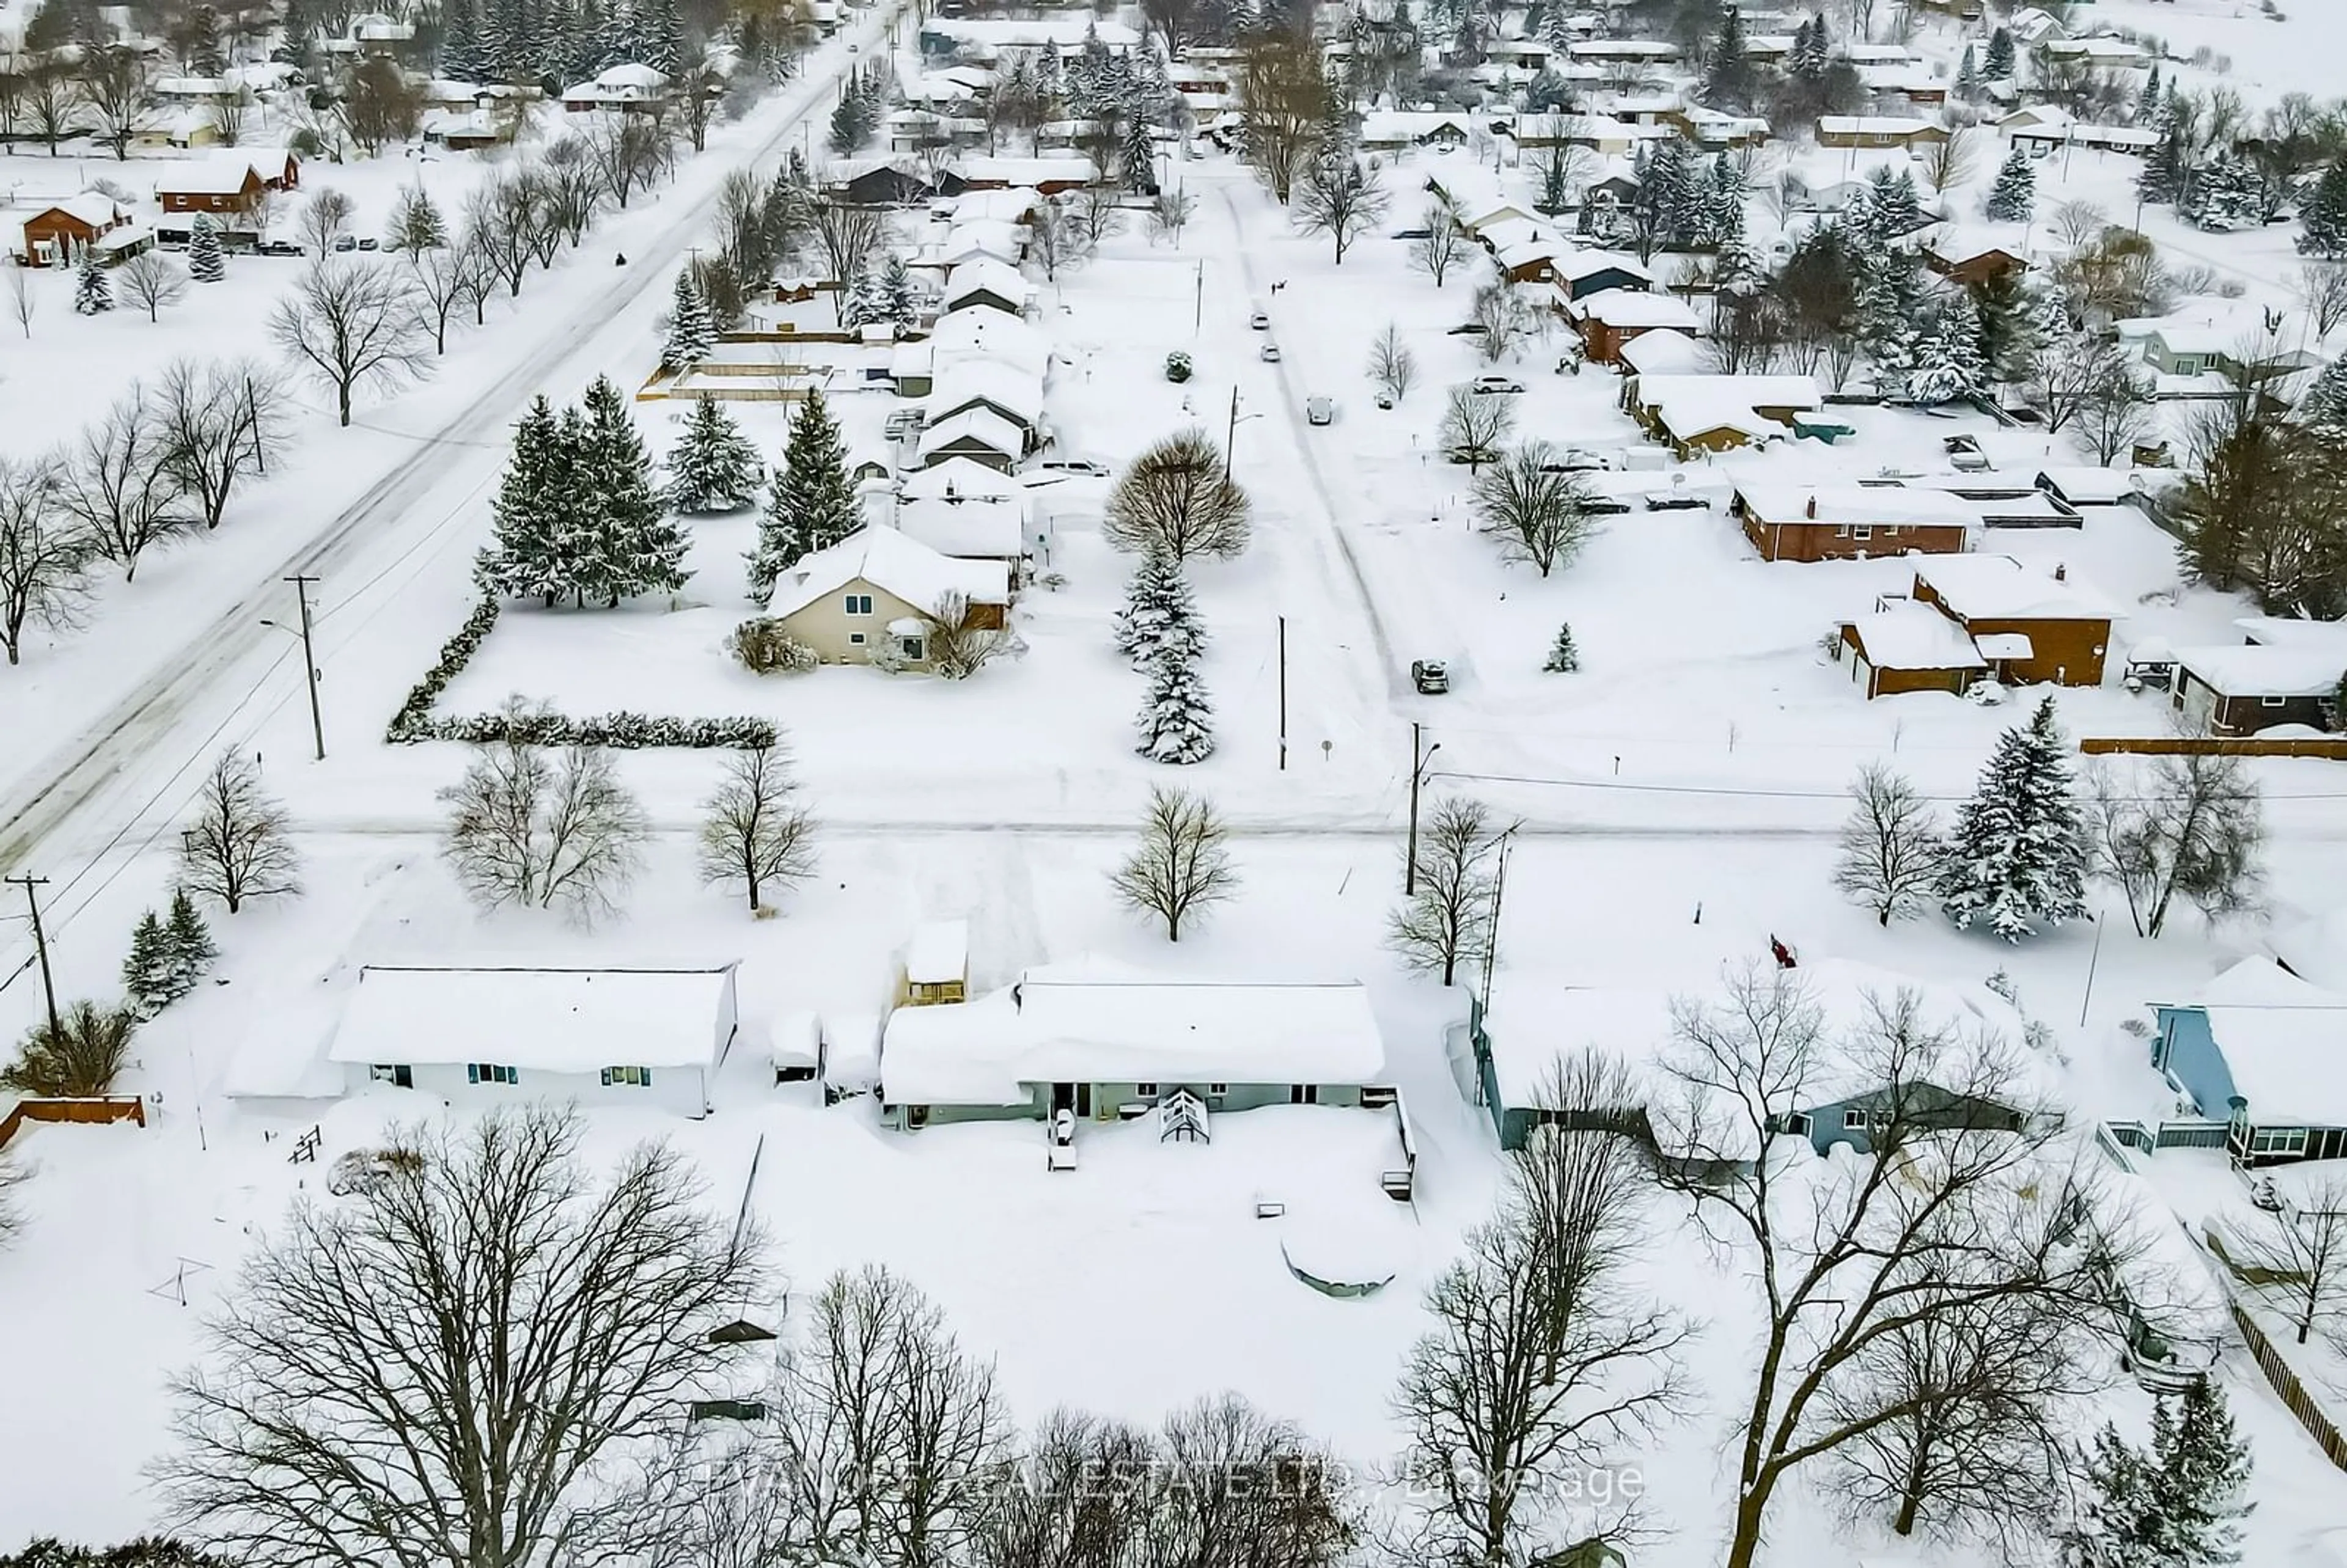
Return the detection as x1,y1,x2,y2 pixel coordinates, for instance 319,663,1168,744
1405,723,1440,896
1276,615,1288,771
1224,384,1240,482
7,874,61,1041
285,574,325,761
1477,826,1517,1019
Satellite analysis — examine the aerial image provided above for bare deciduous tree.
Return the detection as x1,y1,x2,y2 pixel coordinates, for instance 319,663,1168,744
409,238,486,353
1103,430,1252,562
810,199,884,297
589,116,670,211
118,249,190,322
1920,125,1980,194
1395,1052,1686,1568
925,590,1016,679
2087,752,2264,937
297,187,355,258
1147,185,1197,246
1368,321,1417,403
270,258,432,427
468,176,551,298
8,256,37,338
1388,796,1499,986
1472,442,1602,576
1027,197,1096,284
1832,762,1942,926
1234,34,1326,203
1411,204,1467,287
2297,263,2347,338
178,748,301,914
1439,385,1516,473
540,139,607,247
2028,333,2141,439
1469,278,1538,365
1293,153,1388,264
0,455,89,666
78,44,152,158
2215,1175,2347,1346
340,56,421,154
162,1106,771,1568
696,740,816,914
153,357,287,530
440,703,648,922
54,386,189,581
1112,785,1238,942
1653,971,2114,1568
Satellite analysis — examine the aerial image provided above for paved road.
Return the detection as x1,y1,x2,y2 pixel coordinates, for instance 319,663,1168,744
0,10,897,888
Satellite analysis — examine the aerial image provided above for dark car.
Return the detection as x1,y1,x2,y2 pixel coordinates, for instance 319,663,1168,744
1410,659,1450,695
257,240,306,257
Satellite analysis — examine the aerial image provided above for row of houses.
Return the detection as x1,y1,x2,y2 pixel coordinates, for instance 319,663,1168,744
1,147,301,267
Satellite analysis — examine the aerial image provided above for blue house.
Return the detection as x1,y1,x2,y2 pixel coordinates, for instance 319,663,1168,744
2151,957,2347,1166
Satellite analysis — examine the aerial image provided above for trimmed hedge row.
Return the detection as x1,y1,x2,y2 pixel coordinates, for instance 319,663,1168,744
385,597,777,750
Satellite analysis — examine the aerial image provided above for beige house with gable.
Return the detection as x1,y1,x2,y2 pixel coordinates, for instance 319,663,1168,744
766,526,1010,670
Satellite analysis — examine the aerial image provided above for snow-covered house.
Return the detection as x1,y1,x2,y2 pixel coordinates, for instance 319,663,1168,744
1910,554,2115,687
2165,618,2347,736
894,495,1029,568
1816,116,1950,151
1733,482,1976,563
1622,373,1822,453
560,61,670,113
917,406,1026,472
925,357,1045,449
1837,601,1993,700
2153,958,2347,1165
1569,287,1700,364
941,257,1029,318
903,920,970,1005
927,309,1051,379
1549,248,1653,302
1617,328,1703,376
878,963,1387,1129
763,525,1010,669
2,194,131,268
1358,111,1473,151
326,962,741,1119
956,155,1095,195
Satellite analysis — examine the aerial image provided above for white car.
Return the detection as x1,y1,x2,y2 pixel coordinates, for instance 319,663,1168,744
1250,311,1271,329
1038,458,1112,478
1260,341,1282,362
1471,374,1525,395
1305,396,1334,425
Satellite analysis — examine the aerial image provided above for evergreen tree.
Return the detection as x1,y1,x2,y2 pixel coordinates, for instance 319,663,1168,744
1135,643,1216,764
1113,552,1205,667
164,886,217,998
662,268,716,368
748,388,857,606
123,910,177,1019
73,244,112,315
275,0,312,60
1938,695,2089,940
1856,166,1925,241
571,374,687,606
1701,154,1747,247
2185,149,2261,232
1123,115,1157,192
477,396,574,606
839,260,887,329
1955,43,1979,101
1854,254,1923,381
875,251,917,327
186,4,224,75
386,185,447,258
2297,159,2347,258
1703,3,1754,111
2298,354,2347,427
1633,137,1696,251
439,0,489,79
2136,62,2163,123
665,398,764,513
1790,15,1827,84
1971,272,2046,384
1983,26,2015,80
2151,1379,2251,1567
1985,142,2036,223
1904,290,1987,404
188,212,226,282
2068,1423,2162,1568
2139,126,2189,208
1543,623,1578,672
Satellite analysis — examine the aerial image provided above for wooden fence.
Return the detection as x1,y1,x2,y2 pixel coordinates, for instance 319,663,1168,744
0,1094,147,1151
2081,736,2347,760
2230,1302,2347,1472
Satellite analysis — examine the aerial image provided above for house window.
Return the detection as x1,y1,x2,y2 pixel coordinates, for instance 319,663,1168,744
1291,1085,1318,1105
467,1063,518,1085
2250,1126,2308,1156
1137,1082,1158,1096
1843,1108,1868,1130
600,1066,654,1087
848,631,866,645
370,1064,413,1088
844,593,874,616
2261,695,2288,708
1850,525,1873,541
2175,357,2197,375
1208,1082,1229,1096
899,634,926,662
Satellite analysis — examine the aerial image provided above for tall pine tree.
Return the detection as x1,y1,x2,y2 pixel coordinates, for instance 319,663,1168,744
571,374,688,607
1985,143,2036,223
188,211,226,282
164,886,218,999
1135,642,1216,764
2298,355,2347,427
747,387,858,606
665,398,764,513
663,268,716,368
2151,1378,2251,1567
1983,26,2015,80
2184,149,2261,232
2297,159,2347,258
477,396,574,607
123,910,177,1019
1939,695,2089,940
1113,552,1206,667
73,244,112,314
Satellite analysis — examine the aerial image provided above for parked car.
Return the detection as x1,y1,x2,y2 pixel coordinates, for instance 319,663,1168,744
331,233,358,252
1375,392,1395,409
1165,350,1194,383
1471,374,1525,395
1249,310,1270,329
1038,458,1112,478
1410,659,1450,695
1306,396,1334,425
1260,341,1281,362
1538,447,1609,472
257,240,304,257
357,236,379,251
1446,322,1488,335
1390,225,1434,240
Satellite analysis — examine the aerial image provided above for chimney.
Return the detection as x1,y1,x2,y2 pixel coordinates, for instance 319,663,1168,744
2053,562,2067,582
1805,494,1817,519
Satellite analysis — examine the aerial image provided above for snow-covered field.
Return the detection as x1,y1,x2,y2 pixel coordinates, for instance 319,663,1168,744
11,0,2347,1561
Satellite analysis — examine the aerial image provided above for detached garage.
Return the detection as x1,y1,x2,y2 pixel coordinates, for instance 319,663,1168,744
328,962,741,1118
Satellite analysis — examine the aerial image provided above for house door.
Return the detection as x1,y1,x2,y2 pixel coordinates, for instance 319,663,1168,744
1051,1083,1073,1115
1291,1085,1318,1105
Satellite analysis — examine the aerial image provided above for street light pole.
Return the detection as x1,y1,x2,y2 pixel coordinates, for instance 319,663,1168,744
1224,384,1239,481
1405,724,1441,896
282,574,325,761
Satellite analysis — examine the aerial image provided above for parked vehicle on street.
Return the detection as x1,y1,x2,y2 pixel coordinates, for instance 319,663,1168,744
1038,458,1112,478
1306,396,1334,425
1250,310,1270,329
1260,341,1281,362
1471,374,1525,395
1411,659,1450,695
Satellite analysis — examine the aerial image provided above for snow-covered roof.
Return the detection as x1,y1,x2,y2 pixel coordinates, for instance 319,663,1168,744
901,454,1026,502
823,1013,883,1091
881,962,1386,1107
1458,200,1537,234
2176,958,2347,1124
1842,42,1917,64
908,919,969,983
92,223,153,253
917,406,1025,464
1479,979,1677,1115
1619,328,1703,375
768,524,1010,621
772,1010,821,1069
927,357,1045,427
1573,287,1699,329
158,150,273,194
896,498,1025,559
941,256,1028,311
2035,465,2134,504
326,963,737,1072
1567,37,1680,58
1846,601,1989,672
941,216,1024,263
927,307,1050,376
951,186,1040,223
1359,110,1472,144
1819,115,1941,136
1914,554,2114,621
958,155,1097,186
27,193,123,229
2171,642,2345,699
1738,482,1978,529
1632,372,1821,411
1658,400,1775,443
1551,247,1655,285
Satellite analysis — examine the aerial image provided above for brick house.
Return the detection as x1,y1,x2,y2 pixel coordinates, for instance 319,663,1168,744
1733,483,1976,562
2,194,129,268
157,150,301,227
1911,555,2114,687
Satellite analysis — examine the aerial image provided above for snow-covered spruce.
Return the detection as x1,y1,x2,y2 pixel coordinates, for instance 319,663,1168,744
747,388,858,607
1938,695,2090,942
476,383,691,609
1134,643,1215,765
662,269,716,371
188,213,226,283
1114,553,1207,668
665,399,765,514
73,245,112,315
1541,623,1579,673
1984,144,2035,224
